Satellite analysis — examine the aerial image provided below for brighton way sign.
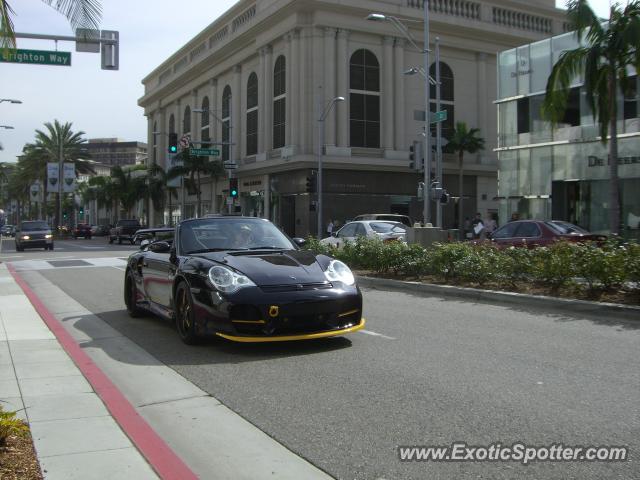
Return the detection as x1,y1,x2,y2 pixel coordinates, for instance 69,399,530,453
190,148,220,157
0,48,71,66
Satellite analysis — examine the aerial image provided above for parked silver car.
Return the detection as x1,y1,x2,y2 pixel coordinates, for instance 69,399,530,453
15,221,54,251
320,220,406,248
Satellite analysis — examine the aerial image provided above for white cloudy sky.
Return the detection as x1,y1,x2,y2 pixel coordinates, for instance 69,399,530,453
0,0,612,163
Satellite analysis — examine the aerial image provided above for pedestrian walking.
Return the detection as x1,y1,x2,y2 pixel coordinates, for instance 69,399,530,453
326,219,334,237
471,212,485,240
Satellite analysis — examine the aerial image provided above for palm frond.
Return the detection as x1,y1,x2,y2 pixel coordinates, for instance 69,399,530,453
40,0,101,32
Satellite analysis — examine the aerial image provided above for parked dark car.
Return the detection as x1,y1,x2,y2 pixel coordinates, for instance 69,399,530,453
488,220,606,248
73,223,92,239
124,216,365,345
132,227,175,245
109,219,142,244
15,220,54,251
1,224,15,237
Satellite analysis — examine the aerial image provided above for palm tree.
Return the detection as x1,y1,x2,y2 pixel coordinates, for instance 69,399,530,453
168,150,225,218
142,163,176,226
25,120,94,227
1,0,101,49
110,165,145,219
87,174,117,223
445,122,485,237
542,0,640,235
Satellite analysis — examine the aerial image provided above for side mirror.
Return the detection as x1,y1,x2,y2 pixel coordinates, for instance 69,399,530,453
292,237,306,247
140,239,151,250
149,241,171,253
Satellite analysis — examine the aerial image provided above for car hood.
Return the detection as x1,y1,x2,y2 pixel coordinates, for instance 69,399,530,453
18,229,51,235
196,249,328,286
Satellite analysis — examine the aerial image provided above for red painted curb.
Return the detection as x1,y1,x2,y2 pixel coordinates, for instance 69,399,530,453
7,264,199,480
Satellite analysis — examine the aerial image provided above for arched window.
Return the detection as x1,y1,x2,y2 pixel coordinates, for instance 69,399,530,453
429,62,454,137
152,121,157,164
246,73,258,156
201,97,210,144
183,105,191,135
222,86,232,161
169,114,175,134
349,49,380,148
273,55,286,149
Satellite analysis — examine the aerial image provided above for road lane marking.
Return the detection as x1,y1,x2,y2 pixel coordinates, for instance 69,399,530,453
360,329,396,340
111,266,127,271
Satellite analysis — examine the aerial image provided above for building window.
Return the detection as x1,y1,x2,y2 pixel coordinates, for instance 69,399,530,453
169,114,175,134
349,49,380,148
183,105,191,135
624,75,638,120
273,55,286,149
246,72,258,156
201,97,210,145
152,121,157,164
222,86,231,161
429,62,455,137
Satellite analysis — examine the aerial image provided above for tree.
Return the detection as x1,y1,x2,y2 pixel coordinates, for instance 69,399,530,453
542,0,640,234
110,165,145,219
24,120,94,227
1,0,101,49
167,150,225,218
445,122,485,237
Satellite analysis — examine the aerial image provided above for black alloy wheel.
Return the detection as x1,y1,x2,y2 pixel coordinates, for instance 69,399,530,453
124,270,143,318
175,282,199,345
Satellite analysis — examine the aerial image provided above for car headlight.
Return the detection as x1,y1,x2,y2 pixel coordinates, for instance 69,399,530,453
21,235,30,240
208,265,256,294
45,234,53,239
324,260,355,285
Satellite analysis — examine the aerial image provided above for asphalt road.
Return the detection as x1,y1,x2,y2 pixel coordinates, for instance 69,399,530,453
2,238,639,479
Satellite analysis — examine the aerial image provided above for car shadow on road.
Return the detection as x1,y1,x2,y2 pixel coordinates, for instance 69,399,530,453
62,309,355,367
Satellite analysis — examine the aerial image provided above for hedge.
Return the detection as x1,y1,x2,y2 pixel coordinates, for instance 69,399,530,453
305,237,639,299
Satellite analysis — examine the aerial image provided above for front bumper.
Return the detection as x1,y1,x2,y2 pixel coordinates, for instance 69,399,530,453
17,238,53,248
216,318,366,342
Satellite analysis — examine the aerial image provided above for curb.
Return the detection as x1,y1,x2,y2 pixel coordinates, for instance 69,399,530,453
7,264,198,480
356,275,640,321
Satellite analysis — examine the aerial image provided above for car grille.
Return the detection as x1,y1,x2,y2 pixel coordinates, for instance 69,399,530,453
26,233,46,240
231,300,361,335
259,282,333,293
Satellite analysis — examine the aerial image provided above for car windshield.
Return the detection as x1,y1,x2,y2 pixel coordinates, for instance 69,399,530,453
20,221,49,231
179,218,294,253
547,221,589,234
370,222,405,233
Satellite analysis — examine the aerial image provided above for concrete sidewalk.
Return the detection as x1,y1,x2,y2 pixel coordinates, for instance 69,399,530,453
0,263,159,479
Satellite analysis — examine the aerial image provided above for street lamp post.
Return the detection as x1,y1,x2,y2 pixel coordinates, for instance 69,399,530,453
368,4,432,226
193,108,234,214
317,96,345,240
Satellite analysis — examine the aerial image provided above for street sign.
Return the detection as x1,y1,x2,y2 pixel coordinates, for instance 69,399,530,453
431,110,447,123
223,162,237,170
190,148,220,156
0,48,71,66
75,28,100,53
413,109,448,124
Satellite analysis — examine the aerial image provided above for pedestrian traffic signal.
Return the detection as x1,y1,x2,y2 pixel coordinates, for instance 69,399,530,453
229,178,238,198
168,133,178,153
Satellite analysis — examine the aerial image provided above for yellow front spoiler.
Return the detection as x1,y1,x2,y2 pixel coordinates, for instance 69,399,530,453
216,318,366,343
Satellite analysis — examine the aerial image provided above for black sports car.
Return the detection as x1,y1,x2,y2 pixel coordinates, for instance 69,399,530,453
124,216,365,344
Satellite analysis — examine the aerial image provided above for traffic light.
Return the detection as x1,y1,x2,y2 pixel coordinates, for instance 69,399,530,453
305,175,315,193
440,190,450,204
79,207,84,215
229,178,238,198
409,141,423,171
168,133,178,153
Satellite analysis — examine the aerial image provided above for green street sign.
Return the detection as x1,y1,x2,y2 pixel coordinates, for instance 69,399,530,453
0,48,71,66
430,110,447,124
190,148,220,157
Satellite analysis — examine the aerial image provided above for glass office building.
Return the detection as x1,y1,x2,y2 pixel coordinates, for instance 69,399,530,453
496,31,640,235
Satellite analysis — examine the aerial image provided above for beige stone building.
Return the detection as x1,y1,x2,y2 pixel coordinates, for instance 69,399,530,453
139,0,565,235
